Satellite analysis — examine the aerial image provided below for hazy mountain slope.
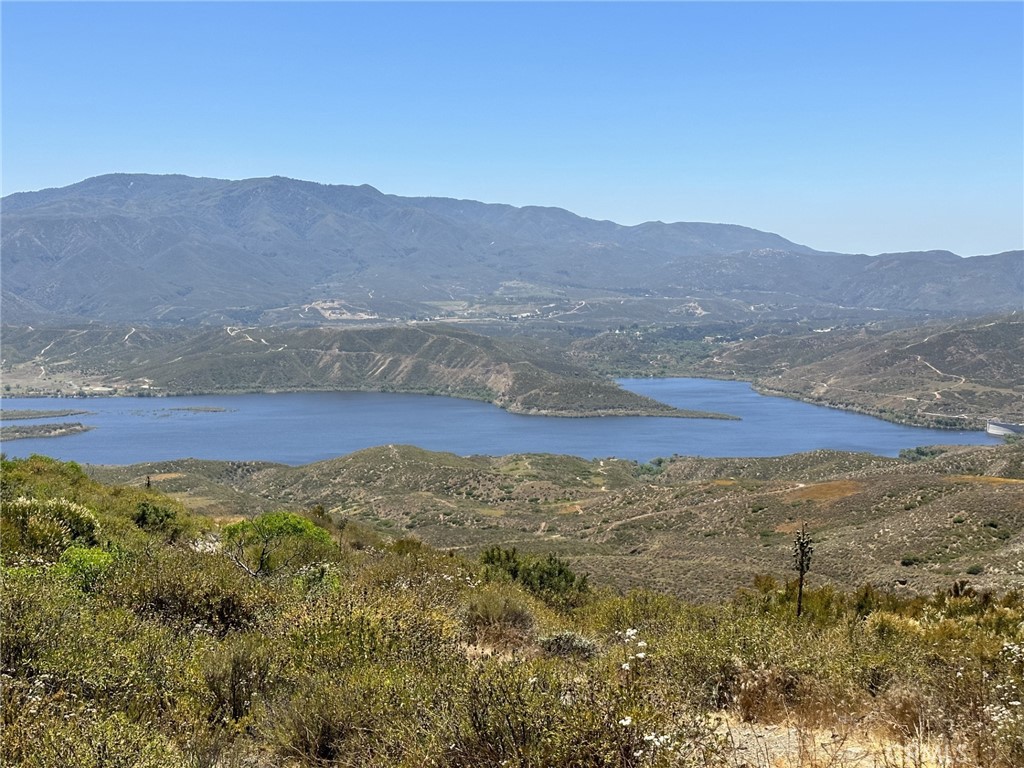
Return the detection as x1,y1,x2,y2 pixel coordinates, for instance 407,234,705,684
3,173,1019,325
0,324,727,418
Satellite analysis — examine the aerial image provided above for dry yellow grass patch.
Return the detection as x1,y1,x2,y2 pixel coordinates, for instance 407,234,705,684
210,514,246,525
147,472,185,481
948,474,1024,485
785,480,864,503
774,521,805,534
475,506,506,517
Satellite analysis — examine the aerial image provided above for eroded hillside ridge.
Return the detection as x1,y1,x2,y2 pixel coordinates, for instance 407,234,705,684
695,315,1024,428
567,313,1023,429
3,173,1021,325
0,324,730,419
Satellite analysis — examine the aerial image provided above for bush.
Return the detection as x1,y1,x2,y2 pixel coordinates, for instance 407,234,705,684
463,588,536,647
481,546,589,608
201,633,280,724
103,549,262,636
56,546,114,592
133,500,178,532
1,496,100,563
538,631,599,660
222,511,334,578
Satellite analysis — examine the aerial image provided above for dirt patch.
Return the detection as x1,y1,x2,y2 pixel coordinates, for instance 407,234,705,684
148,472,184,481
785,480,863,503
719,716,965,768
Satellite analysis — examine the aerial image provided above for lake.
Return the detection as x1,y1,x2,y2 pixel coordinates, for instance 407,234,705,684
0,378,999,465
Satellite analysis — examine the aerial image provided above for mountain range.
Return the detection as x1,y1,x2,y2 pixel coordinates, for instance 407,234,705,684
2,173,1021,326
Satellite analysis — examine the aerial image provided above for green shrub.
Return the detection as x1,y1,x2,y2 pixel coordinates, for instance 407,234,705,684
1,495,100,563
2,695,177,768
201,633,280,724
222,510,334,578
450,657,720,767
133,500,177,531
56,546,114,592
103,549,262,636
266,664,461,766
481,546,589,608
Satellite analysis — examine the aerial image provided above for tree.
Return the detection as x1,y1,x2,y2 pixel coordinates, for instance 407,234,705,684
793,523,813,618
222,511,332,578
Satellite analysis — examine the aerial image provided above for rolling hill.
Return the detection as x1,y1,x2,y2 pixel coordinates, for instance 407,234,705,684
89,441,1024,602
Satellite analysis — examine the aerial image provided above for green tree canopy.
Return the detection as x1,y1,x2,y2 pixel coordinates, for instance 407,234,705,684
222,511,333,578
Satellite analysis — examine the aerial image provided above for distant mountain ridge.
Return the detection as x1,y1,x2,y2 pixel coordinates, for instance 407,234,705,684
2,173,1020,325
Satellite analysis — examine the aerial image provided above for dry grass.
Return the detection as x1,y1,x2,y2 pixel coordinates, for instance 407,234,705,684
785,480,865,503
948,474,1024,486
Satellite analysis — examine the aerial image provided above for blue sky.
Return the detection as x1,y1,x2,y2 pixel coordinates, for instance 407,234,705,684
2,1,1022,256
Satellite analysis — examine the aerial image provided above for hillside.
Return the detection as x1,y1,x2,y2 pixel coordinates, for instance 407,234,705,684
90,441,1024,602
571,314,1024,429
7,453,1024,767
0,324,726,419
3,173,1020,326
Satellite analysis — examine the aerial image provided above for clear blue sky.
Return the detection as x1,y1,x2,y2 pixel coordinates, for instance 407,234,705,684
2,1,1022,256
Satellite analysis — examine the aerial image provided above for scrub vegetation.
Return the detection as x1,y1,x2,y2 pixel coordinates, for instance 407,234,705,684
4,454,1024,767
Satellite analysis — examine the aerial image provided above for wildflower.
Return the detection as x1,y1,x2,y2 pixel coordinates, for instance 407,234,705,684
636,640,648,648
634,652,647,660
619,716,633,726
621,662,631,671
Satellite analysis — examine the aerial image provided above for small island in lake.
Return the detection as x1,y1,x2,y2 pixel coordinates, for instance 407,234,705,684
0,422,94,440
0,408,91,421
168,406,233,413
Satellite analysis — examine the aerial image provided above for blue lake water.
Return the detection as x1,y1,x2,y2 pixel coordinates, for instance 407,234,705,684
0,378,999,466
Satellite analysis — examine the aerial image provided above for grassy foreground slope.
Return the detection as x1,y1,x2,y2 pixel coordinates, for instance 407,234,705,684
92,441,1024,601
0,324,725,418
4,454,1024,767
